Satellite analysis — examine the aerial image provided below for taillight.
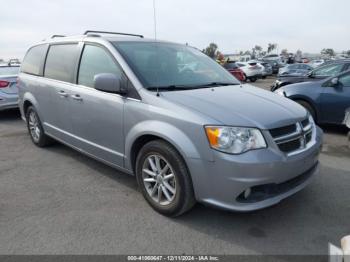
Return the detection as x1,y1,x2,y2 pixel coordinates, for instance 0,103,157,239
0,80,9,88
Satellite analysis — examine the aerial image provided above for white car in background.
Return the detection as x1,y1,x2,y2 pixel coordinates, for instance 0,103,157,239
310,59,325,68
236,61,264,82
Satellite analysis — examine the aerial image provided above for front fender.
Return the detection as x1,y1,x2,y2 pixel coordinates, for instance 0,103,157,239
124,120,208,170
288,94,320,118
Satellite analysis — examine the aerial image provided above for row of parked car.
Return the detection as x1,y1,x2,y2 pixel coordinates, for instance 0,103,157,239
221,56,350,126
223,60,277,82
272,59,350,125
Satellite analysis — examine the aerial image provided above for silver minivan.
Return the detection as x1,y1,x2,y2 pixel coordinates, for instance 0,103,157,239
18,31,323,216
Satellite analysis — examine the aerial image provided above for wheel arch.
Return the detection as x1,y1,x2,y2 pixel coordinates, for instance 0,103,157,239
125,121,203,173
22,93,39,116
289,95,319,121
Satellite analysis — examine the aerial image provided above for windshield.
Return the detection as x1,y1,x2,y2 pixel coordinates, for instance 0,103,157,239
113,41,239,90
0,66,20,75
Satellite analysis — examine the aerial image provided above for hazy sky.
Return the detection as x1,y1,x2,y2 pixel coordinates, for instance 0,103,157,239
1,0,349,60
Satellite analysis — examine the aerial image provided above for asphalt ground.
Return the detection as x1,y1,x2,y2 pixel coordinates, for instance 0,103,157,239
0,78,349,255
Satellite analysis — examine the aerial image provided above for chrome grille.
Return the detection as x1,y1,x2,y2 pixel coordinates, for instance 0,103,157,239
270,118,313,154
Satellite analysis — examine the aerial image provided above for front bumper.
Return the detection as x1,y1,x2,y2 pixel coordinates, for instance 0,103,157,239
0,92,19,111
187,126,323,212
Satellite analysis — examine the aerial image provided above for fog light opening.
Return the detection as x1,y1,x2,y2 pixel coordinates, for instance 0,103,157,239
244,188,251,199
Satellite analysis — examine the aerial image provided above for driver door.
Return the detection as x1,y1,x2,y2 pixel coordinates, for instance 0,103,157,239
68,43,126,167
320,72,350,124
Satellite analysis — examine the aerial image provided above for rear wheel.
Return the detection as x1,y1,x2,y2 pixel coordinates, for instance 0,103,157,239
26,106,54,147
295,100,316,121
135,140,196,217
250,77,257,82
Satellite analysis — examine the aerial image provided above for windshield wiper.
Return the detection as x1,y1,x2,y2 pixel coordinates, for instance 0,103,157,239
196,82,240,87
147,85,199,91
147,82,239,91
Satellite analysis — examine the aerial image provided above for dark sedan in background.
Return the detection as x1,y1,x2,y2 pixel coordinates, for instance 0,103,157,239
274,70,350,125
261,59,282,74
260,62,273,78
271,59,350,91
278,63,313,77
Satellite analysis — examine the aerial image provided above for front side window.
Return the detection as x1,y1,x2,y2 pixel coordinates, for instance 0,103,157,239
21,44,47,76
78,45,122,88
114,42,239,90
44,44,78,82
339,73,350,87
313,63,343,77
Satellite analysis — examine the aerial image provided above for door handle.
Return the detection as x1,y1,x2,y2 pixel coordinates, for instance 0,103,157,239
58,91,68,98
71,94,83,101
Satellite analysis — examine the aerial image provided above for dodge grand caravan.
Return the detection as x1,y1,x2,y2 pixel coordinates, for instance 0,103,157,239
18,31,323,216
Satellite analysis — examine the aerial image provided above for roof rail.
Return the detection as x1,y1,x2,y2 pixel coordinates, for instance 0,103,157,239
84,30,144,38
51,35,66,38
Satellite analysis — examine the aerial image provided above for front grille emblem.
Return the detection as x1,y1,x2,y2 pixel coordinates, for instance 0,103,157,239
297,122,306,148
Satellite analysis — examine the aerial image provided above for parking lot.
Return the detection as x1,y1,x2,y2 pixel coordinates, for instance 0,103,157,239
0,78,349,255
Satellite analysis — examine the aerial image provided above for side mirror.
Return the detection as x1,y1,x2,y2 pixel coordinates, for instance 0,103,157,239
307,71,314,77
331,77,339,86
94,73,126,94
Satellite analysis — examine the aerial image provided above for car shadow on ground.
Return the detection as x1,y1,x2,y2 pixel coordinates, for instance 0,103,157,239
45,140,349,257
3,107,348,256
173,163,349,256
320,124,348,135
44,142,139,192
0,109,21,121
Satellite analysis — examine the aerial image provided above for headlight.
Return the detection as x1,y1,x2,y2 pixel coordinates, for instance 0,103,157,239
205,126,267,154
275,88,286,96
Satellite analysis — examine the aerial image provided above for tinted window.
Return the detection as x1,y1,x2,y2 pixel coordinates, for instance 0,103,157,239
21,45,47,75
0,66,20,75
313,63,344,77
44,44,78,82
78,45,122,88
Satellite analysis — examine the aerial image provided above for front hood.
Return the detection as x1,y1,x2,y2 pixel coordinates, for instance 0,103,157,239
161,84,307,129
282,80,323,89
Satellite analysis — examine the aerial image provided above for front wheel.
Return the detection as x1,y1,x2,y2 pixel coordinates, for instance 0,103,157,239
249,77,257,82
135,140,196,217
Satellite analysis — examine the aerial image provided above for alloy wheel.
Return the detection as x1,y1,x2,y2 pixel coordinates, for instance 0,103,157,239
28,111,41,142
142,154,176,206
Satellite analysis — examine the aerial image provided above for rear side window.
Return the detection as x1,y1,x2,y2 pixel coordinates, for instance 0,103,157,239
339,72,350,87
44,44,78,82
78,44,122,88
21,45,47,76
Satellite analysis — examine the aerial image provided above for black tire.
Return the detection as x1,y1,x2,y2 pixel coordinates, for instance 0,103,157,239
25,106,54,147
250,77,257,82
295,100,316,121
135,140,196,217
262,76,267,79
